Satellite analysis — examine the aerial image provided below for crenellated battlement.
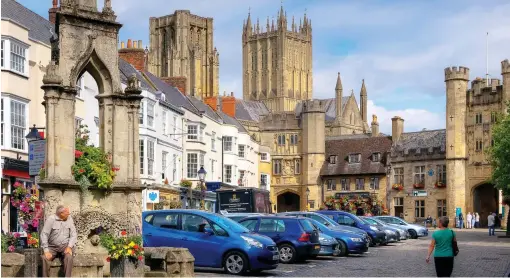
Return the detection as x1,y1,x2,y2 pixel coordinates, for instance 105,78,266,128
501,59,510,74
444,66,470,81
302,99,325,113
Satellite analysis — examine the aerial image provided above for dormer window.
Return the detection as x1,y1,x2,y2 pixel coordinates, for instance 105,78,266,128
329,155,337,164
372,153,381,162
348,154,361,163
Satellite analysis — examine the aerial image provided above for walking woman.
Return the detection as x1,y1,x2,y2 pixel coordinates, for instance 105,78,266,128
474,212,480,228
426,216,457,277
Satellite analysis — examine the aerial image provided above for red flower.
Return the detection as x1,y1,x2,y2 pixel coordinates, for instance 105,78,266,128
27,234,32,239
134,244,139,250
106,257,111,262
111,167,120,172
75,150,83,158
79,169,85,173
121,230,127,236
138,256,143,261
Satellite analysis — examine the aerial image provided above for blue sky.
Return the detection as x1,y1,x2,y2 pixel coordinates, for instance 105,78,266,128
20,0,510,133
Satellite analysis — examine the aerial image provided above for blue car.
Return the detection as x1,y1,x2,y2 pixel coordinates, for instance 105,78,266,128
277,211,368,237
308,218,369,256
239,216,320,264
142,210,279,275
317,210,387,246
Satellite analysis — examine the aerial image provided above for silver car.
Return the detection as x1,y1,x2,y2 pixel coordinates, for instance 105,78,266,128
363,217,408,241
374,216,428,239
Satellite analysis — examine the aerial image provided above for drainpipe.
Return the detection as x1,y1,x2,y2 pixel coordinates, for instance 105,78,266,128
221,136,224,183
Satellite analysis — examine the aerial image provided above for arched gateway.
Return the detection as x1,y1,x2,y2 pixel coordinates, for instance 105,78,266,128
473,183,499,227
39,0,144,252
277,192,301,212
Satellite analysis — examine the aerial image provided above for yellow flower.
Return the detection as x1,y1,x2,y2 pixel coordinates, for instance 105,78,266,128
128,241,135,247
127,249,133,255
112,246,116,250
124,245,128,249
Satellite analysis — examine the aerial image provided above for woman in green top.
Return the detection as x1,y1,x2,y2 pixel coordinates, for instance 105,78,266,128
426,216,456,277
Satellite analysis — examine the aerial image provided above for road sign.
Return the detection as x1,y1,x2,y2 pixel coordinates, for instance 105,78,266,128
412,190,427,197
28,140,46,176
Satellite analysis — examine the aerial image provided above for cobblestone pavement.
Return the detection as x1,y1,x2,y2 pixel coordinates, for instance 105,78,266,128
196,229,510,277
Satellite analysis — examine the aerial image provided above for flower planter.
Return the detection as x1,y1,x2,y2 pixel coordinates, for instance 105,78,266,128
110,257,144,277
413,184,425,189
23,248,39,277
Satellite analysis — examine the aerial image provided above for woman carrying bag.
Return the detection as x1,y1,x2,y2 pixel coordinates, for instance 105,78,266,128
426,216,459,277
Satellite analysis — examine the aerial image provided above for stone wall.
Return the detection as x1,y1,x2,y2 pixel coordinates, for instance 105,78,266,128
1,253,24,277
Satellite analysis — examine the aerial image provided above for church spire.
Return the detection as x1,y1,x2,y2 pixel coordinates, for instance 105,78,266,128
335,72,343,90
335,72,343,122
360,79,368,127
244,8,252,36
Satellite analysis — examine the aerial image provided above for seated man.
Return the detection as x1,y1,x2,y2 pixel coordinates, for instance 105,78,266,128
40,205,77,277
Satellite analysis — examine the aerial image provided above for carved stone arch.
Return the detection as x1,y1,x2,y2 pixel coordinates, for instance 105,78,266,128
71,48,113,96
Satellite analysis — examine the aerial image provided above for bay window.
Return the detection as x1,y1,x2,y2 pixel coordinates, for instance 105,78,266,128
10,100,26,150
1,38,29,75
147,101,155,128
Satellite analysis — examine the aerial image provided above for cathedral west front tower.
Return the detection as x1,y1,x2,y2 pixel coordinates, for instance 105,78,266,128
242,6,313,112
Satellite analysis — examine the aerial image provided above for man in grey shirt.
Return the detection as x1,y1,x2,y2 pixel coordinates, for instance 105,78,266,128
487,212,495,236
40,205,77,277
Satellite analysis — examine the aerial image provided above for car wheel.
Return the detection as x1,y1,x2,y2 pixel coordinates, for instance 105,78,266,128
409,229,418,239
336,240,348,257
278,244,297,263
223,251,248,275
368,236,376,247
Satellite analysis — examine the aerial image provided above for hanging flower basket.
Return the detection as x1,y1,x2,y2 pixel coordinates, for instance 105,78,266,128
434,181,446,188
392,184,404,191
413,183,425,189
180,179,192,188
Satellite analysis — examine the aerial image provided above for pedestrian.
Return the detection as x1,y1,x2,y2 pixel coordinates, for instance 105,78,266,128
475,212,480,228
471,212,476,229
40,205,77,277
458,213,464,229
487,212,495,236
400,212,404,219
466,212,472,229
426,216,457,277
433,219,437,229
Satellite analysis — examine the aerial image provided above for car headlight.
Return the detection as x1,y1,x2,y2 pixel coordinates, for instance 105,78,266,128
241,235,263,248
350,237,364,242
370,226,378,231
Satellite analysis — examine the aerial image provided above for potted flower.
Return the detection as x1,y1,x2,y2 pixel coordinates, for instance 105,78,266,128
180,179,192,188
434,181,446,188
71,125,117,190
99,230,144,277
413,183,425,189
392,184,404,191
10,182,38,232
1,232,21,253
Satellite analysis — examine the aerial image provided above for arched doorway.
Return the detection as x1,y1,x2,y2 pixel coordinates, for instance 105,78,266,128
473,183,499,227
277,192,300,212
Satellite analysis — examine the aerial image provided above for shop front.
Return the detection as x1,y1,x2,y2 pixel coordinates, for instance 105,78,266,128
324,191,388,216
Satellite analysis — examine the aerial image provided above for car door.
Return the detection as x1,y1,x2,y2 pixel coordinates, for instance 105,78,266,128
143,212,182,247
180,213,223,267
255,218,282,243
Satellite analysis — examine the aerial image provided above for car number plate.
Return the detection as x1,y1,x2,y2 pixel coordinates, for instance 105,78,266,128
315,245,320,250
320,247,325,252
272,254,279,260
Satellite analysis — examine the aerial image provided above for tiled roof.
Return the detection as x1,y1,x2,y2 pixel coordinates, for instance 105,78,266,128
143,71,198,113
320,136,392,176
118,58,154,92
391,129,446,156
294,97,350,121
235,99,270,122
1,0,54,45
187,96,222,123
216,111,247,132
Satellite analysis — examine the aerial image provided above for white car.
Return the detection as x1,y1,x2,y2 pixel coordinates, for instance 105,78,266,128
374,216,428,239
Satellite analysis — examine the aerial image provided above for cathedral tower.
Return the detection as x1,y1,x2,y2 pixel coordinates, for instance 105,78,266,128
242,6,312,112
149,10,219,99
444,66,469,224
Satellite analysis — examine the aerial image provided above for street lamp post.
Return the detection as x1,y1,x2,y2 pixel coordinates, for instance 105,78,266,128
198,166,207,211
25,125,43,142
306,187,310,211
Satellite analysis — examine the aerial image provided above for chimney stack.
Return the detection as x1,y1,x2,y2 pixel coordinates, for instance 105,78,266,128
138,40,143,48
391,116,404,143
221,93,237,118
119,39,146,71
371,114,379,137
49,0,59,24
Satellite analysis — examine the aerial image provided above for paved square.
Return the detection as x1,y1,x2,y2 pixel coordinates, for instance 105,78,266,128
196,229,510,277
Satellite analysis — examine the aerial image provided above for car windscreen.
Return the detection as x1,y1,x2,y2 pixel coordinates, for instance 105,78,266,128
299,219,316,232
361,217,379,226
209,214,250,233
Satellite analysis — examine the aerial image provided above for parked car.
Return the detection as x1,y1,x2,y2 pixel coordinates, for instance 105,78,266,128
277,211,368,237
142,209,279,275
316,210,387,246
374,216,429,239
308,218,369,256
238,216,320,263
365,217,408,240
316,233,341,257
360,217,400,243
220,212,266,222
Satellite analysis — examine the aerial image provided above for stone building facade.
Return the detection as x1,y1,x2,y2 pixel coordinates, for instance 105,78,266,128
148,10,219,99
242,6,312,112
320,133,392,213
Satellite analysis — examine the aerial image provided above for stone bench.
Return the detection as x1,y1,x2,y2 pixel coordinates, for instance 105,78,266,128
43,253,104,277
144,247,194,277
1,252,25,277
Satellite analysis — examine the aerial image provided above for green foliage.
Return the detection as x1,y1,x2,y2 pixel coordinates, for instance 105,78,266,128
1,234,8,252
99,232,144,261
72,125,116,190
180,179,192,187
489,105,510,197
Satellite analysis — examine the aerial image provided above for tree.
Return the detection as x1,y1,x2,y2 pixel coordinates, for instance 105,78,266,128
489,104,510,235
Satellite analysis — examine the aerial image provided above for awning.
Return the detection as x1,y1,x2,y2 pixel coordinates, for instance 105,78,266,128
2,169,30,179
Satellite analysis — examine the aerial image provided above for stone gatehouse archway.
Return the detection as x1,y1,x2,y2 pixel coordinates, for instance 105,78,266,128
473,183,499,227
277,192,300,213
